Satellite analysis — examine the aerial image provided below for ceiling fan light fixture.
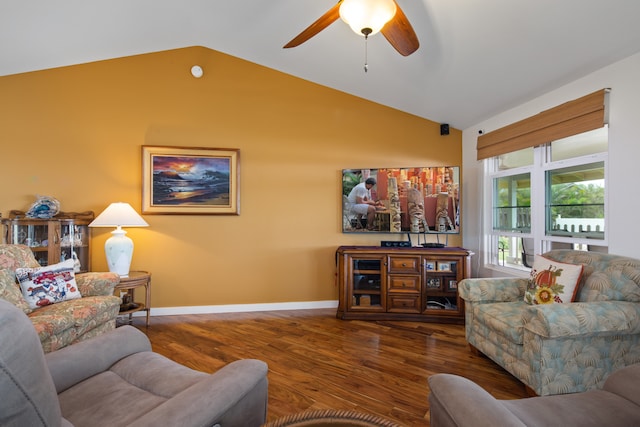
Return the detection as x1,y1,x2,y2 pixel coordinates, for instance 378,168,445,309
339,0,397,37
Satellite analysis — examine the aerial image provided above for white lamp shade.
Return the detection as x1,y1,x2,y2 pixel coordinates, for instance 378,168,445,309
90,203,148,277
89,202,149,228
339,0,397,36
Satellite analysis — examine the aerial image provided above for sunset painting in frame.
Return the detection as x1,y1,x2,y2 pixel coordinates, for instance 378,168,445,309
142,146,240,215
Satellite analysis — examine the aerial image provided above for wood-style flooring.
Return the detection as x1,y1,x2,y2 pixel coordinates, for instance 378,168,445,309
134,308,528,426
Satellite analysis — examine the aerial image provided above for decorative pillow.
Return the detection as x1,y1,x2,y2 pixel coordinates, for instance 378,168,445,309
524,255,583,305
0,269,32,314
15,259,81,309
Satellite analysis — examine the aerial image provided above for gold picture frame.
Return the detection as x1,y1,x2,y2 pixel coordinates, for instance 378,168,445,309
142,145,240,215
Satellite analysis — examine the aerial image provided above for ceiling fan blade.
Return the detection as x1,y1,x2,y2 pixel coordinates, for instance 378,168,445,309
283,2,342,48
381,1,419,56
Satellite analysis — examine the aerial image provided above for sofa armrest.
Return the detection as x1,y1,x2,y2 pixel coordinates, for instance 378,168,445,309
524,301,640,338
458,277,528,304
45,325,151,393
128,359,269,427
76,272,120,296
428,374,526,427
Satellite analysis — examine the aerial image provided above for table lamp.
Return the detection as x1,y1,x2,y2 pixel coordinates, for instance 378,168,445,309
89,202,149,277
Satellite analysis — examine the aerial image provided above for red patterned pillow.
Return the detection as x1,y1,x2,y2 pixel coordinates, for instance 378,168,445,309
15,259,81,309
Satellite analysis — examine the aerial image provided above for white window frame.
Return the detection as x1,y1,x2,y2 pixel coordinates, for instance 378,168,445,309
483,144,608,275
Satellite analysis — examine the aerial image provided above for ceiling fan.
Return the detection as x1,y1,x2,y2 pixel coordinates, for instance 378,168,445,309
283,0,419,57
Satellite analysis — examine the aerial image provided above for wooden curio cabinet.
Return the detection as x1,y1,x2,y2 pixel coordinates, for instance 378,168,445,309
336,246,473,324
1,211,94,273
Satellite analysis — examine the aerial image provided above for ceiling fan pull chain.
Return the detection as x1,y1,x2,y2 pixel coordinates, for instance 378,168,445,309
364,37,368,73
362,29,371,73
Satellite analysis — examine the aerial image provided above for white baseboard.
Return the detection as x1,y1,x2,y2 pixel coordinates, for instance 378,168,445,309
129,300,339,317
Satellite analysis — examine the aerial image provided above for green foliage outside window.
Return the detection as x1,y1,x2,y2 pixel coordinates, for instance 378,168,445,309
549,182,604,219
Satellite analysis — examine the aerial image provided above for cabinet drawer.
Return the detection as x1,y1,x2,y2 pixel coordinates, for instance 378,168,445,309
388,275,420,292
388,256,421,273
387,294,421,313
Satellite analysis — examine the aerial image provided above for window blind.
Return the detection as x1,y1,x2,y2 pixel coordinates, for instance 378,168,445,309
477,89,608,160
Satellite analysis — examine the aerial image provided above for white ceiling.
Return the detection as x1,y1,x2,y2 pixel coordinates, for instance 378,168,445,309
3,0,640,129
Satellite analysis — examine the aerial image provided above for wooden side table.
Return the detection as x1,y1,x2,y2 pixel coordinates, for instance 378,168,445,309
114,271,151,327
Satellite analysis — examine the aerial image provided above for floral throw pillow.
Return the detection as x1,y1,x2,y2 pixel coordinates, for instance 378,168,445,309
524,255,583,305
15,259,81,309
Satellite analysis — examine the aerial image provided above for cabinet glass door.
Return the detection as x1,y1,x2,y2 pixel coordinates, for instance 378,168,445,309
60,220,90,273
6,221,51,267
348,257,385,311
423,259,459,313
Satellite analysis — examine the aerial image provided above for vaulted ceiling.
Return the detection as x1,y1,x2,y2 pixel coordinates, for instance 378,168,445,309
3,0,640,129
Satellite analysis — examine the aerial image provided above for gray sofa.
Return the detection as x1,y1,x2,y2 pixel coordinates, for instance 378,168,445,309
428,363,640,427
0,299,269,427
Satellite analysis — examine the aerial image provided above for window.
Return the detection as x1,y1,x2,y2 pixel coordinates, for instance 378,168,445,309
493,172,531,233
479,90,609,271
485,126,608,271
546,161,605,239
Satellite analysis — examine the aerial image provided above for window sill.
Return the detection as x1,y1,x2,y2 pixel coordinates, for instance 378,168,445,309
483,263,530,278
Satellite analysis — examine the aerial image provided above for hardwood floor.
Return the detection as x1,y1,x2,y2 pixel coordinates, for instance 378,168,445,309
135,308,528,426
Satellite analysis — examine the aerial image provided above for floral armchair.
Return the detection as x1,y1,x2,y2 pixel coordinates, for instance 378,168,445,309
0,244,121,352
459,250,640,396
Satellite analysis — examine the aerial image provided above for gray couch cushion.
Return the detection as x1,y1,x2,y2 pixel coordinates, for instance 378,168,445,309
429,364,640,427
0,299,61,427
502,388,640,426
603,363,640,407
57,352,209,425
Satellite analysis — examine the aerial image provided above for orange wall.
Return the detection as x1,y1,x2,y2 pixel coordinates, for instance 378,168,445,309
0,46,462,308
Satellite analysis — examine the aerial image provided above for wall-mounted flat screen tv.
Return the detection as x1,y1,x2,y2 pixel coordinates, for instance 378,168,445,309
342,167,460,234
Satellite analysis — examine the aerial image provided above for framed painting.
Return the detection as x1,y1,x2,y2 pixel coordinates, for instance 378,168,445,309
142,146,240,214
